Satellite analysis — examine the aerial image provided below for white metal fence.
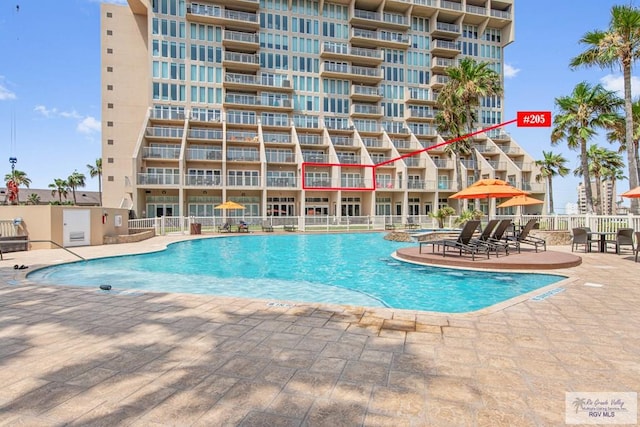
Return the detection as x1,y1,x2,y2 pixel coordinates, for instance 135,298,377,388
128,214,640,235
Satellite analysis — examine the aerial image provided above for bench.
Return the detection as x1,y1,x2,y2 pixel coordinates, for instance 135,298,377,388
284,225,297,232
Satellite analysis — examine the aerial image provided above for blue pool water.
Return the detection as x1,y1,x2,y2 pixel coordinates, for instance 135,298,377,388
27,233,565,313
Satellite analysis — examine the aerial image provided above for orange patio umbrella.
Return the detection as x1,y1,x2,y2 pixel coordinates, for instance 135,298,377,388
214,201,246,210
497,194,544,208
450,178,528,200
620,186,640,198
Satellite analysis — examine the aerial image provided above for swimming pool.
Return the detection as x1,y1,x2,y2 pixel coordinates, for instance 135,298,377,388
27,233,565,313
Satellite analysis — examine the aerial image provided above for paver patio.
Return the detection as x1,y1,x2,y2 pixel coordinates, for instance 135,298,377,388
0,235,639,426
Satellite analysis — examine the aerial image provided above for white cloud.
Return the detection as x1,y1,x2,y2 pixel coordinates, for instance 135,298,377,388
35,104,100,135
0,85,16,100
600,74,640,98
77,116,101,134
503,63,520,79
34,105,57,117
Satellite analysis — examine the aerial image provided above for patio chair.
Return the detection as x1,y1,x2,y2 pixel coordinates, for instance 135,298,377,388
571,227,596,253
487,219,512,245
217,222,231,233
612,228,634,254
472,219,508,257
421,220,488,260
505,218,546,253
261,221,274,232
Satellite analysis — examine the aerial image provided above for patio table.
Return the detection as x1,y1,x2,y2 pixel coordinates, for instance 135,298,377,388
587,231,616,253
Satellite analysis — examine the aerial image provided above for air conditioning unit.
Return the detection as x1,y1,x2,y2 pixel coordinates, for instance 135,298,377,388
282,79,291,88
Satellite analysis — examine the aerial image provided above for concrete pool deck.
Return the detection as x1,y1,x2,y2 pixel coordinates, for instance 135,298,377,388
1,234,639,426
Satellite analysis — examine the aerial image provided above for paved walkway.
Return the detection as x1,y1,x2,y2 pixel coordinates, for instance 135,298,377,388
1,235,639,426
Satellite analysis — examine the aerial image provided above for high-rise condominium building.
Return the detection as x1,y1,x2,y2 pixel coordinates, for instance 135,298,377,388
101,0,544,220
577,180,617,215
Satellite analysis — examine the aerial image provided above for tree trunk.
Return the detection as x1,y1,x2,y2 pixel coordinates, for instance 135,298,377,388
98,174,103,206
454,153,463,212
623,63,640,213
465,107,480,211
548,176,554,214
580,138,594,213
594,175,603,215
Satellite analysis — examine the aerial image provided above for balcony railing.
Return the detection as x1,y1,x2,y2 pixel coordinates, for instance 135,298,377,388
186,147,222,160
137,173,180,185
353,104,381,115
299,134,322,145
432,39,460,50
150,107,185,120
224,30,258,43
491,9,511,19
265,151,295,163
353,85,382,97
264,133,291,143
363,137,383,147
333,137,354,146
466,5,487,15
184,175,222,186
189,5,258,23
146,127,183,138
143,146,180,159
436,22,460,33
188,129,223,140
266,177,298,187
440,0,462,11
227,131,258,142
227,149,259,161
302,153,329,163
224,51,260,65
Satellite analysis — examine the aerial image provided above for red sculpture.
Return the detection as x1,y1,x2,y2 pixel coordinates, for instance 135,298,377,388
7,179,19,204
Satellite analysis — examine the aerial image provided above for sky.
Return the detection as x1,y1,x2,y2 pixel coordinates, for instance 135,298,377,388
0,0,637,212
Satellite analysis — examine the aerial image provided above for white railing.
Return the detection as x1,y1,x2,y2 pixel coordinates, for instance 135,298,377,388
128,214,640,235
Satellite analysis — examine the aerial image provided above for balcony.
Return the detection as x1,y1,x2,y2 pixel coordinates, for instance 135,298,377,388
264,132,291,144
431,56,456,72
433,21,460,37
227,148,260,162
351,84,383,102
362,137,383,148
187,5,259,31
320,42,383,66
184,175,222,186
224,72,292,92
404,157,425,167
408,180,435,190
385,123,410,135
149,107,185,123
392,138,413,150
190,109,222,123
145,126,183,140
351,103,383,118
350,28,410,49
223,30,259,51
437,180,456,191
486,129,510,141
440,0,463,13
465,4,488,24
266,176,298,188
224,93,292,111
142,146,181,160
227,130,258,142
222,51,260,71
406,87,434,104
433,159,453,169
302,152,329,163
186,147,223,161
298,134,323,145
188,128,223,140
486,160,507,170
333,136,355,147
137,173,180,186
409,0,438,15
265,151,296,163
431,39,461,57
405,108,434,121
320,62,383,84
430,74,451,88
193,0,259,11
350,9,409,31
336,153,361,164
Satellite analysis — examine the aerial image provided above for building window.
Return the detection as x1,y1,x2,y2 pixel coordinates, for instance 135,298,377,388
106,48,113,54
107,66,113,72
107,85,113,90
107,121,113,127
107,139,114,145
107,103,113,109
106,30,113,36
107,176,114,182
106,12,112,18
107,158,114,163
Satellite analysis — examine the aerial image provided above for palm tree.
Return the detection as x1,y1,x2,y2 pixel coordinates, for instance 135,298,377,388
607,101,640,192
67,170,86,205
551,82,623,213
87,158,102,206
570,4,640,214
573,145,624,214
4,169,31,204
435,93,472,211
436,57,502,209
535,150,570,214
26,193,41,205
49,178,69,203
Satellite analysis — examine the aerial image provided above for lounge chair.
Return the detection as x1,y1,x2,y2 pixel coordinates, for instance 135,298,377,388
472,219,508,256
404,217,419,230
217,223,231,233
261,222,274,232
613,228,634,254
420,220,488,260
571,227,597,253
505,219,546,253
